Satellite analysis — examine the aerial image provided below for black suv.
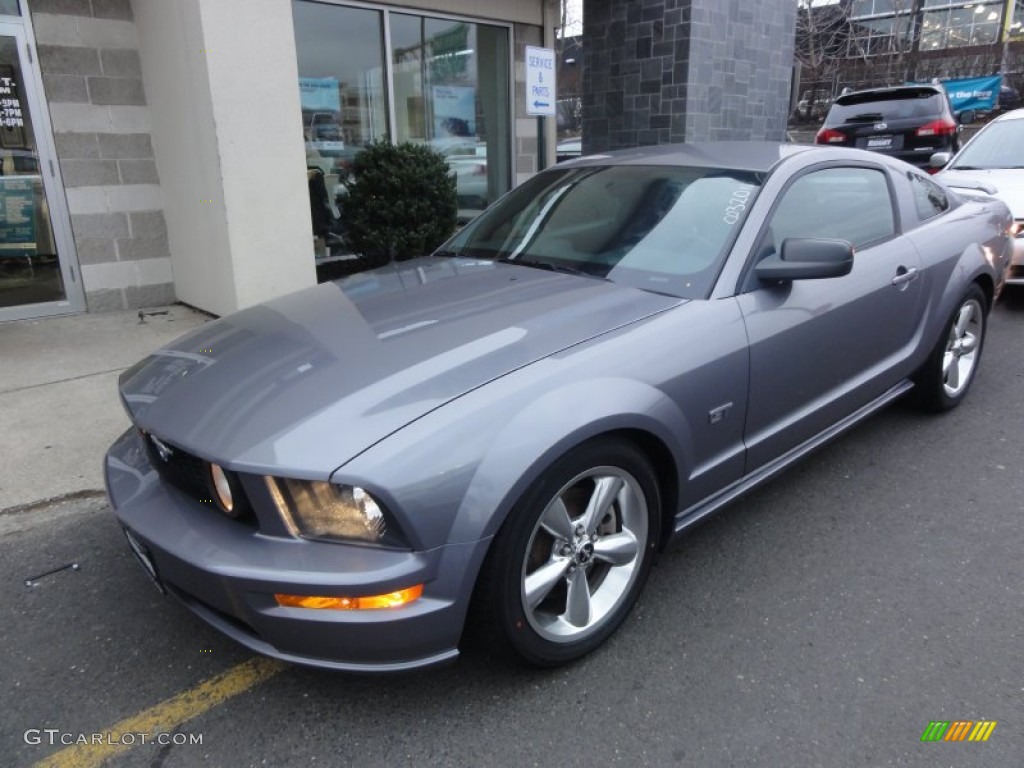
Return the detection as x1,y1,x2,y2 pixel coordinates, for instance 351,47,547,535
816,85,970,168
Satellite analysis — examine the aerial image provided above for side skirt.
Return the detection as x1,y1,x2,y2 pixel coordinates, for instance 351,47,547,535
671,379,915,539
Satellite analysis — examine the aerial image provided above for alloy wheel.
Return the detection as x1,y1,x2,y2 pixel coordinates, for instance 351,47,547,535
520,466,648,643
942,297,982,397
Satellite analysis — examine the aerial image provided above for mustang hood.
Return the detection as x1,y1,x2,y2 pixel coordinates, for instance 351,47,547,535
120,257,680,476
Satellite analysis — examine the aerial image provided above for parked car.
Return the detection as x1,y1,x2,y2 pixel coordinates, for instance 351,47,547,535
435,142,489,218
997,82,1022,112
933,107,1024,286
816,84,972,168
106,143,1011,672
556,137,582,163
796,89,832,120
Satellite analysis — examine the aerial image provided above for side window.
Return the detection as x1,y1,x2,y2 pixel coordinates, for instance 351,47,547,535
907,172,949,221
762,167,896,254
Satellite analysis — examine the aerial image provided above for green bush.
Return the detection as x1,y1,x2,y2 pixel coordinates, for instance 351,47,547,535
341,140,458,264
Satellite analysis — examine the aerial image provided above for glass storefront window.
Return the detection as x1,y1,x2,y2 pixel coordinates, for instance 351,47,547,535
390,14,510,222
920,4,1004,48
1010,0,1024,38
0,1,19,16
292,1,512,270
292,2,388,260
0,33,65,309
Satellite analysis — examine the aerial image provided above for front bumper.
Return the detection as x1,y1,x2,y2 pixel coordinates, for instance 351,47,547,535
1008,234,1024,285
104,428,487,672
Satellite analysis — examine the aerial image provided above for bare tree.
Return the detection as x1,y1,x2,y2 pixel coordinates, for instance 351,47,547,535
842,0,925,87
794,0,856,117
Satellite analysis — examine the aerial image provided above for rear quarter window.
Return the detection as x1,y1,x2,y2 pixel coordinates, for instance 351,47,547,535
907,172,949,221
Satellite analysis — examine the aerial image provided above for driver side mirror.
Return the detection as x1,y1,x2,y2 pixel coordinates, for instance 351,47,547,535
930,151,951,170
755,238,854,281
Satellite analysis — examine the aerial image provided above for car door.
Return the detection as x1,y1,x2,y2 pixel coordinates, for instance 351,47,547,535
735,163,926,472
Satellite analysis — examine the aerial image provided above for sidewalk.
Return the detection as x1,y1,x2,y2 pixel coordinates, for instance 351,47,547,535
0,305,210,511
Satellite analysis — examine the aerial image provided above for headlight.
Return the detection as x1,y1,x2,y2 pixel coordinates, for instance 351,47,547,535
266,477,394,545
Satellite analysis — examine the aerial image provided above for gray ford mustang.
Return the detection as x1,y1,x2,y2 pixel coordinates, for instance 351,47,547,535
106,142,1011,672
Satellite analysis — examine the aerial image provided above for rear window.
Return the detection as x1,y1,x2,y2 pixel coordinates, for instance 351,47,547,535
825,89,945,126
907,172,949,221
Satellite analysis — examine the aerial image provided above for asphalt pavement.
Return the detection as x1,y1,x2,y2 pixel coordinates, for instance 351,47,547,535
2,296,1023,767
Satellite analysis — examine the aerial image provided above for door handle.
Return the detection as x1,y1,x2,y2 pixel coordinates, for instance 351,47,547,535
891,266,919,287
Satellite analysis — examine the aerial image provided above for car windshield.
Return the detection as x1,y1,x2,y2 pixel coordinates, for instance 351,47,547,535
825,89,943,125
439,165,762,299
949,120,1024,169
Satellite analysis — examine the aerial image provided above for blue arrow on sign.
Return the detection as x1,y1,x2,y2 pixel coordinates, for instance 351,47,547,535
533,101,550,109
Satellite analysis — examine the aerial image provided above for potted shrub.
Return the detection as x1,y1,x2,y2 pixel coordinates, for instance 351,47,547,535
340,140,458,269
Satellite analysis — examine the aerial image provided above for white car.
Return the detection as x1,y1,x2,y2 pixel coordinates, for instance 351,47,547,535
934,108,1024,286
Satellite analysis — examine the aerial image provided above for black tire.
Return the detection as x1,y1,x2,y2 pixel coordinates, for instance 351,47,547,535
913,283,987,412
473,438,661,667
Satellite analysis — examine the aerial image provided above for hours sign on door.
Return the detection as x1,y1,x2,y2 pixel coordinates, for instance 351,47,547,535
525,46,556,117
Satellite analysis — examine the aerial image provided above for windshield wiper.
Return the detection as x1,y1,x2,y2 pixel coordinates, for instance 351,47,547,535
498,256,604,279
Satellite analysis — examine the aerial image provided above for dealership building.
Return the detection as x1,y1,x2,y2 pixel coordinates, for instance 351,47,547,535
0,0,795,322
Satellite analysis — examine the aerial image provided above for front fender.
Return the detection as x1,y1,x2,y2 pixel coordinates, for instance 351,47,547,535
450,376,691,544
335,370,690,552
334,369,690,637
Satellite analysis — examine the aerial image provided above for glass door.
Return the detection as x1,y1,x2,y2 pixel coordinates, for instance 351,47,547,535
0,20,83,320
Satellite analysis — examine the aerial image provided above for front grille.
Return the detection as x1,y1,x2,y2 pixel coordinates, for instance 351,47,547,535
142,433,205,497
140,431,255,524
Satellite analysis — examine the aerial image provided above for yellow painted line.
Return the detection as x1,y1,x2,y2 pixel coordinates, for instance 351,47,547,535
34,657,286,768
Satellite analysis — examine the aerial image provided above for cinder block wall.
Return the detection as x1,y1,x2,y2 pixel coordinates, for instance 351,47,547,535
30,0,173,311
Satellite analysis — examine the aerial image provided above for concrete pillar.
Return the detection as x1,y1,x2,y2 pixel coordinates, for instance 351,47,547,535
132,0,315,317
582,0,797,153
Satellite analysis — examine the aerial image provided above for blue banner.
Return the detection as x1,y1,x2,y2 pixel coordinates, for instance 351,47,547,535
941,75,1001,112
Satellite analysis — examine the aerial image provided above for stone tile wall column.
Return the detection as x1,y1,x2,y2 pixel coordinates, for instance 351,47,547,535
582,0,796,153
29,0,172,311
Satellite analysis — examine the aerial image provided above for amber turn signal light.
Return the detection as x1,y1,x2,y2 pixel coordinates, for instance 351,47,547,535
275,585,423,610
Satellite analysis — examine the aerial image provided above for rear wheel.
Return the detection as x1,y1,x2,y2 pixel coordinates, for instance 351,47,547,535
476,439,661,667
913,284,987,412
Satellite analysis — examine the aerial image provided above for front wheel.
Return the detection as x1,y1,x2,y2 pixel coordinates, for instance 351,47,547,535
476,439,661,667
913,284,987,412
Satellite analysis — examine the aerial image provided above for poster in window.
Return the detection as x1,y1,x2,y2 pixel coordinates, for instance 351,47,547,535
432,85,475,140
299,77,341,112
0,175,37,256
0,66,26,149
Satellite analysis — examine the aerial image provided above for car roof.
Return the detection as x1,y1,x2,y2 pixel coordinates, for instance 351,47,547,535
562,141,814,174
990,107,1024,123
